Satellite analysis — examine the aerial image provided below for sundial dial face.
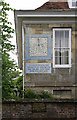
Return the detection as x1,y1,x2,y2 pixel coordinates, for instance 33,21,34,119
25,34,51,60
29,37,48,56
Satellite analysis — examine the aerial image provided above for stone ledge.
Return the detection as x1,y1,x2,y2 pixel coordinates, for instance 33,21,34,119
2,98,77,104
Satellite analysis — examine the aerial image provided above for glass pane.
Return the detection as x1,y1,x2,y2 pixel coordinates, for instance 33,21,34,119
61,49,69,57
55,30,69,48
60,31,64,47
61,57,69,64
65,31,69,48
72,1,77,6
55,57,60,64
55,48,69,65
55,50,60,57
65,57,69,64
55,31,60,47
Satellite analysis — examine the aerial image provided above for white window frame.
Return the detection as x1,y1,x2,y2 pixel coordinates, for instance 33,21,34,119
68,0,77,8
53,28,71,68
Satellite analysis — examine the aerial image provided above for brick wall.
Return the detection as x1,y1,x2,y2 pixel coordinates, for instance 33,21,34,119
2,99,77,119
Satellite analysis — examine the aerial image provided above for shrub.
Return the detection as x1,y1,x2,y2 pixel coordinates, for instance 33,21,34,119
24,88,54,99
24,88,37,98
39,90,53,99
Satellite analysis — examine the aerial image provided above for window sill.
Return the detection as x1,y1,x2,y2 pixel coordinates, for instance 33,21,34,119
53,65,71,68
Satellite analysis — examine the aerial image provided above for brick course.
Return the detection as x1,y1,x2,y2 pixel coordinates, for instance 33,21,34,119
2,99,77,119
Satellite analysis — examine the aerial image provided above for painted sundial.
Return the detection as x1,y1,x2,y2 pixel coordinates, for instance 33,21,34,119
29,37,48,56
25,34,51,60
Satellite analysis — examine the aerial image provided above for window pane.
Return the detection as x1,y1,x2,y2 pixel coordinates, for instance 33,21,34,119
60,31,64,47
61,49,69,57
61,31,69,48
55,49,61,64
55,31,60,47
55,30,69,48
61,57,69,64
55,56,69,65
72,1,77,6
55,50,60,57
55,48,69,65
65,31,69,47
55,57,60,64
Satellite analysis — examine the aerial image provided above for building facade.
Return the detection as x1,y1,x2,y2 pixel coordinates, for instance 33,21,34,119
14,0,77,99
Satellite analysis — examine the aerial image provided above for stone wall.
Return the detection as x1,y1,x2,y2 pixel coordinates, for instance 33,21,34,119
24,23,76,99
2,99,77,119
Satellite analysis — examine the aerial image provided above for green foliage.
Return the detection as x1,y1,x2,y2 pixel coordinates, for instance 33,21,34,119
24,88,54,99
1,1,22,99
0,1,54,100
39,90,53,98
7,88,54,99
24,89,38,98
16,75,23,90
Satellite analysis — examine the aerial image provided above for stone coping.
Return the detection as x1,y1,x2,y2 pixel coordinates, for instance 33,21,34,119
2,99,77,103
